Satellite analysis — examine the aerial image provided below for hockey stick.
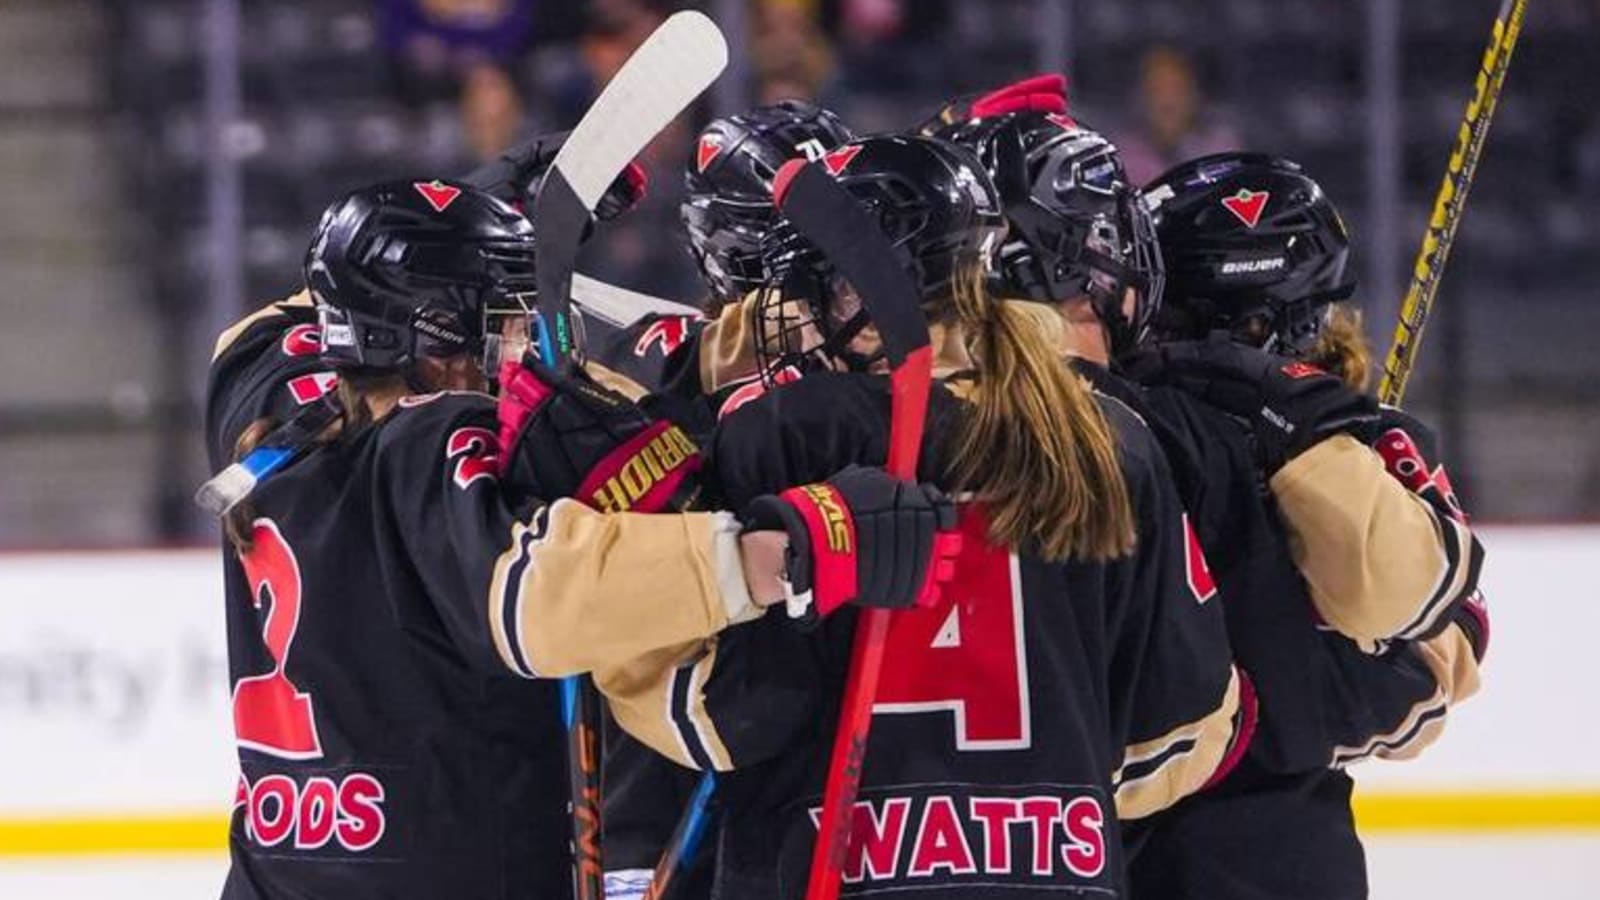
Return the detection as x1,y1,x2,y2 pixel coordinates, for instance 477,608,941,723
533,10,728,371
775,159,935,900
524,15,725,900
642,159,935,900
194,394,340,516
572,273,702,328
1378,0,1528,404
640,768,719,900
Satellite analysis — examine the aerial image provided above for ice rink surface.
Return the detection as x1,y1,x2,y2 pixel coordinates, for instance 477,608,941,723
1,835,1595,899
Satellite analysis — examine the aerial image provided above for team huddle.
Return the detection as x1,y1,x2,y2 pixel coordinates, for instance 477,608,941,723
204,67,1487,900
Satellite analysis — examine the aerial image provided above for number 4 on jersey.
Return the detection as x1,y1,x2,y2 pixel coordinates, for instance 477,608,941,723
233,519,323,760
875,505,1031,750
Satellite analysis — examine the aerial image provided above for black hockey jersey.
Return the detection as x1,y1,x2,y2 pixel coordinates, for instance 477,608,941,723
1074,362,1487,900
206,297,759,900
603,372,1244,899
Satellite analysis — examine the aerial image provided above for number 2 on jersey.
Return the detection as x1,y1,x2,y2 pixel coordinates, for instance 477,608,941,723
875,505,1031,750
232,519,323,759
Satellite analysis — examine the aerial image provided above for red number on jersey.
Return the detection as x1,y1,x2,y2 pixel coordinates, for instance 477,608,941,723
1183,513,1217,603
633,315,698,358
232,519,323,759
875,505,1031,750
447,426,501,489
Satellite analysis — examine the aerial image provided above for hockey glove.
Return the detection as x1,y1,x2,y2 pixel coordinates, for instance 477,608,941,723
1124,333,1380,475
916,73,1070,135
462,131,648,222
740,465,962,625
497,355,700,513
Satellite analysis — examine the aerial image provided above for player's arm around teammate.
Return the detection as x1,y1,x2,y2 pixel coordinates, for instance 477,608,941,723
211,181,956,682
1139,155,1485,654
604,137,1245,899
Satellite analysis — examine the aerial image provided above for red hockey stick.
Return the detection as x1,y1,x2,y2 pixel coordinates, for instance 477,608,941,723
770,158,934,900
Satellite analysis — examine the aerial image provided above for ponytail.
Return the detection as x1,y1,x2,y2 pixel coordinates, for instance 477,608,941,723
1309,303,1373,393
941,257,1136,561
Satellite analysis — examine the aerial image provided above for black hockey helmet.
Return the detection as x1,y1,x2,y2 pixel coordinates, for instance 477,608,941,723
681,100,855,303
756,135,1007,373
1143,152,1354,354
939,111,1164,357
305,179,538,372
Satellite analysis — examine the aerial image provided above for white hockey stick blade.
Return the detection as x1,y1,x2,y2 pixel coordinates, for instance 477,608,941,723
550,10,728,209
571,273,702,327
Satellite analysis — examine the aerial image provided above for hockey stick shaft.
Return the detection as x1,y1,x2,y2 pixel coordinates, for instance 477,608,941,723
645,160,935,900
769,161,934,900
642,771,718,900
1378,0,1528,405
526,15,725,897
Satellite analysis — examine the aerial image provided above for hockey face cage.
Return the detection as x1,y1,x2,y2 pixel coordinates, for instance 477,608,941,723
976,118,1165,357
683,101,856,303
754,139,1005,381
752,226,871,380
682,194,776,302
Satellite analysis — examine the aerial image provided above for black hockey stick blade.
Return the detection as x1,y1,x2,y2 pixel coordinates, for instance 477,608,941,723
771,160,931,369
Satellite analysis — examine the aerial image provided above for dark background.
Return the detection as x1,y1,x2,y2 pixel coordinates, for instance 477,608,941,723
2,0,1595,546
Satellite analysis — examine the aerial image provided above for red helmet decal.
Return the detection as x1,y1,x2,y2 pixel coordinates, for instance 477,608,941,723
696,134,725,173
1280,361,1325,380
1046,112,1078,131
822,144,864,177
1221,189,1270,229
414,180,462,213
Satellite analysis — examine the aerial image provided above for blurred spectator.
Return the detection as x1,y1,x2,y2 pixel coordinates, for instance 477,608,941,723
838,0,906,46
379,0,537,160
1113,45,1241,185
461,61,524,161
753,0,837,103
379,0,536,81
579,0,671,86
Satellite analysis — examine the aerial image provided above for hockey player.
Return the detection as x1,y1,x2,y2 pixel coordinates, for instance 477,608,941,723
606,100,857,411
204,179,960,899
604,135,1250,899
595,99,859,897
940,113,1484,899
1115,152,1487,900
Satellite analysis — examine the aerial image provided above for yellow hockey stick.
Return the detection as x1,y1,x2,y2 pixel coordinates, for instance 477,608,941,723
1379,0,1528,404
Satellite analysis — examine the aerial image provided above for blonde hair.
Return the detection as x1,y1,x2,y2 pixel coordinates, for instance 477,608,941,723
938,258,1136,561
1308,303,1373,392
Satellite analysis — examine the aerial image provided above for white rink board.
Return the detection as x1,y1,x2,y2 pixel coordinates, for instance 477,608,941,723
0,526,1595,820
1354,526,1600,792
0,549,235,816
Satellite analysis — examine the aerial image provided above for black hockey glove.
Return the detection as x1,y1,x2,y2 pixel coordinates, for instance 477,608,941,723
496,355,700,513
461,131,648,222
1123,333,1380,475
740,465,962,626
